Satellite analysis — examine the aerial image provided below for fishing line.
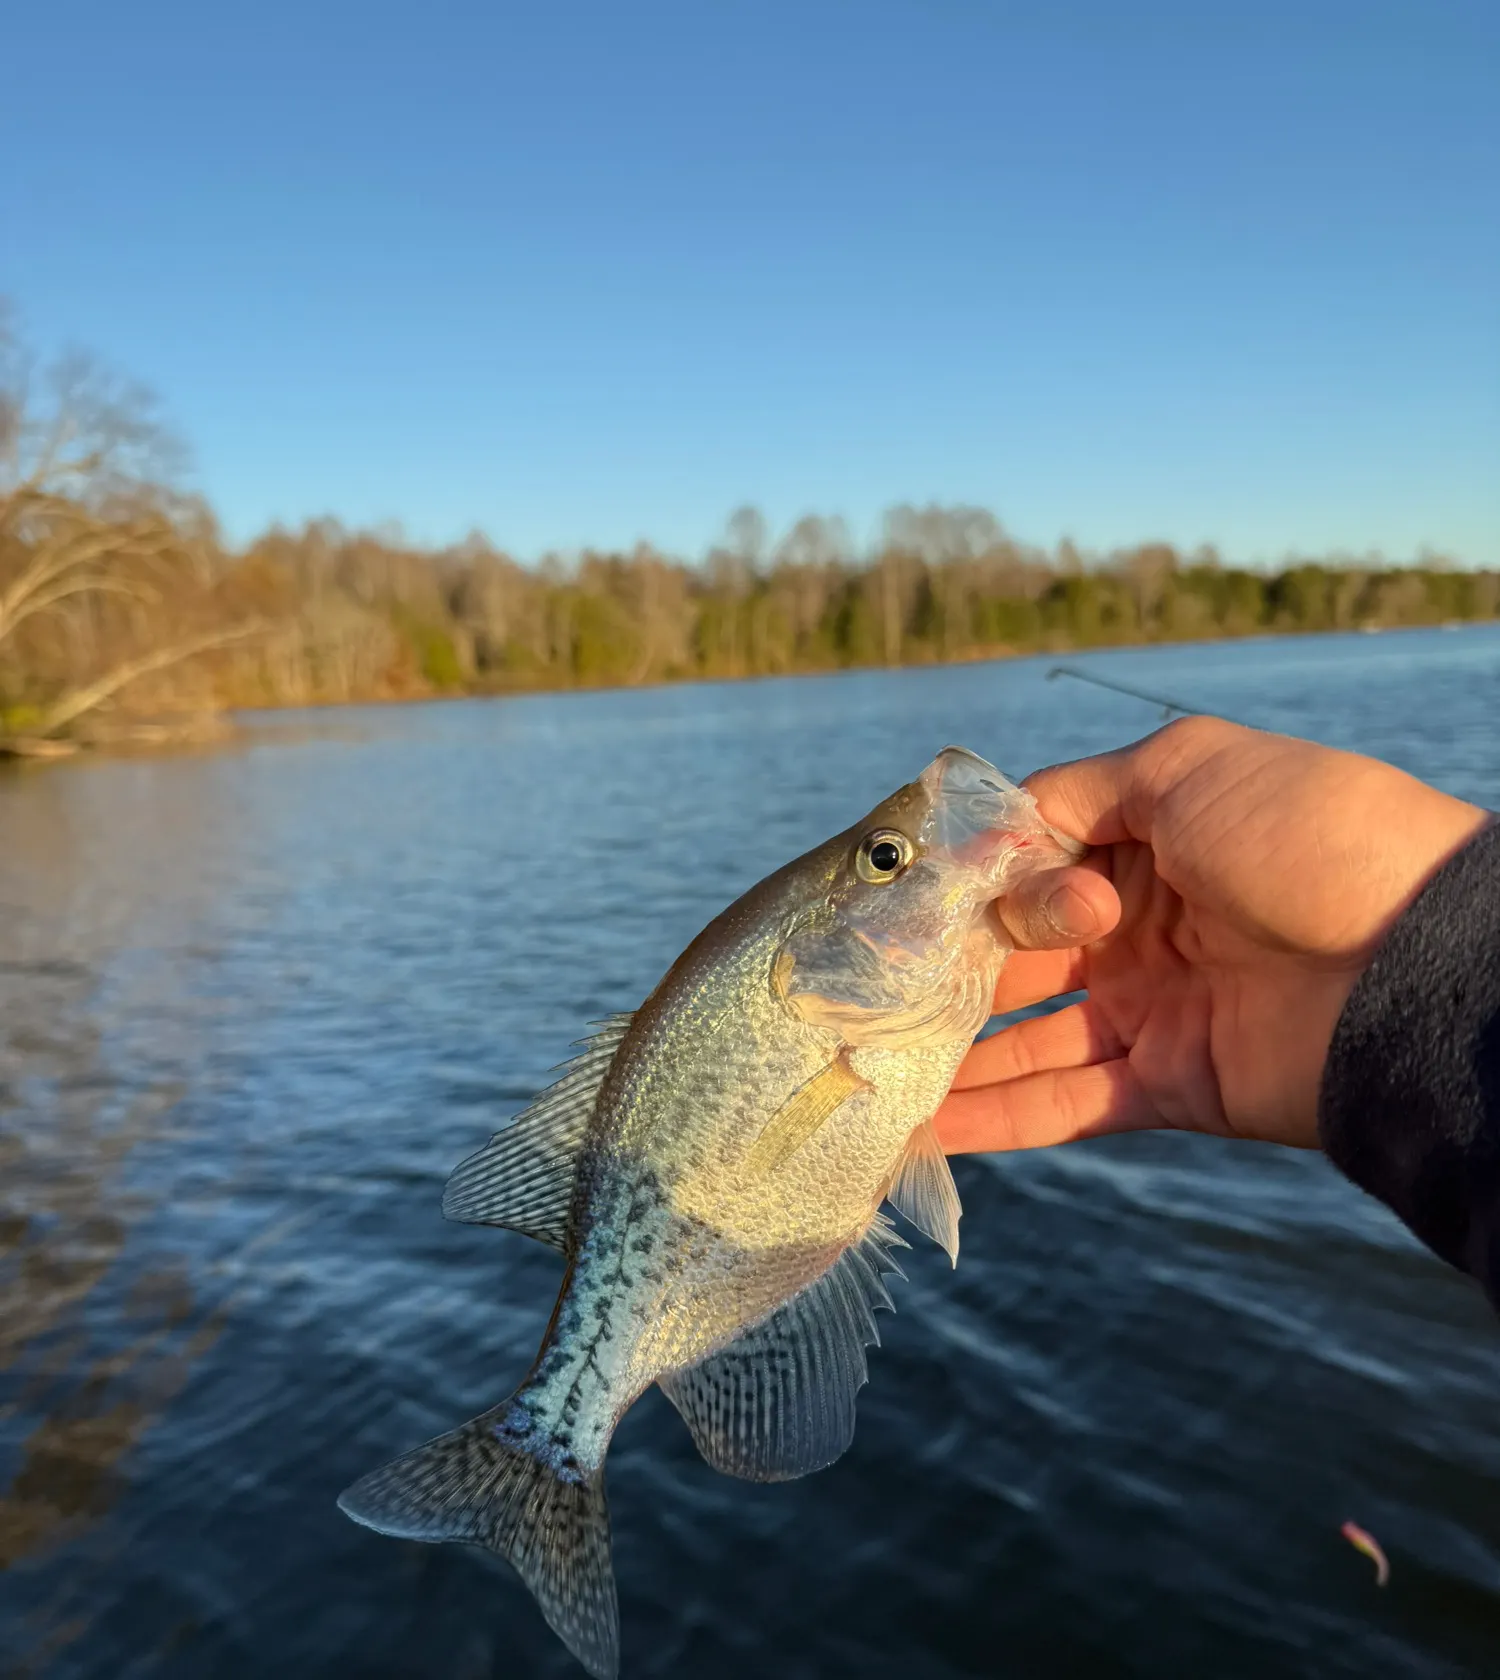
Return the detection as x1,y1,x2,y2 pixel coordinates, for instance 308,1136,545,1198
1045,663,1251,727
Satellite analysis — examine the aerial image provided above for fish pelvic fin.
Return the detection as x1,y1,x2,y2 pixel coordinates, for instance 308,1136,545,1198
742,1050,870,1178
442,1013,634,1250
338,1402,618,1680
659,1211,909,1482
886,1118,962,1265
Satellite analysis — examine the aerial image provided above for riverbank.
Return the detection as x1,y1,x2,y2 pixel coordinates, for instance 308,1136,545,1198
7,477,1497,766
0,711,235,762
8,618,1489,768
8,621,1484,769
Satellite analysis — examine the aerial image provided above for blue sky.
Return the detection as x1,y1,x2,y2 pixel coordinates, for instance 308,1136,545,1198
3,0,1496,564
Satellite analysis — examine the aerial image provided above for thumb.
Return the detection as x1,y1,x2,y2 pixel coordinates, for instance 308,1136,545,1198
996,863,1120,951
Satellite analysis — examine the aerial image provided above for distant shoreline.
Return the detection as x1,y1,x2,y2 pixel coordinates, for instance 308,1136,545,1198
5,620,1490,768
226,617,1488,719
8,469,1495,763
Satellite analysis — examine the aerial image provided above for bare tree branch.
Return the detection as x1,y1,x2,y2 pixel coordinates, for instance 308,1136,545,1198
29,620,268,739
0,301,187,511
1,574,158,640
0,516,178,647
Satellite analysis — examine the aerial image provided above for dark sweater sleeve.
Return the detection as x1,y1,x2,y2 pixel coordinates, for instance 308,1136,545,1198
1319,817,1500,1297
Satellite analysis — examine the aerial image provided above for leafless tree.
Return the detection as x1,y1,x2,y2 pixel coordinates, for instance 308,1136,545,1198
0,305,262,751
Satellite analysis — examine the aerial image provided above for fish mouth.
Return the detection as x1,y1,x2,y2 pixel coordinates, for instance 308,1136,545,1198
918,745,1085,886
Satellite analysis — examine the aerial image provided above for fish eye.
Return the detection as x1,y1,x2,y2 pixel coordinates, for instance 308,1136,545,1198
856,829,914,883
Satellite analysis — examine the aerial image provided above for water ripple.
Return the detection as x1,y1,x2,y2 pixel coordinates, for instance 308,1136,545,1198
3,629,1500,1677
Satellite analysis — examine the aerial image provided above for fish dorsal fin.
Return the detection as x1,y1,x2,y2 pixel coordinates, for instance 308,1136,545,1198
441,1013,633,1251
742,1051,870,1178
657,1212,909,1482
885,1119,962,1266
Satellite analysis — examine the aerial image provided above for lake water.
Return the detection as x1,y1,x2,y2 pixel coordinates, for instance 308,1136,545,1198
4,627,1500,1680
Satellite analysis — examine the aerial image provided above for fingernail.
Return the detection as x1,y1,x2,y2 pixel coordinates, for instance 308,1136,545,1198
1044,882,1096,940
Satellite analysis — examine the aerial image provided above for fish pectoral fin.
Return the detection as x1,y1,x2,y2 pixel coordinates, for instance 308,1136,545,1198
441,1012,633,1250
886,1118,963,1266
742,1051,870,1178
658,1212,909,1482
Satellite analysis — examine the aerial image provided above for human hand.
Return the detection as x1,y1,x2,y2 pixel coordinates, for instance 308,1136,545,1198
938,716,1490,1153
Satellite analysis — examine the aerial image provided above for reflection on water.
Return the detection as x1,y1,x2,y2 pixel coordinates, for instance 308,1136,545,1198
0,763,299,1674
3,628,1500,1679
0,986,196,1670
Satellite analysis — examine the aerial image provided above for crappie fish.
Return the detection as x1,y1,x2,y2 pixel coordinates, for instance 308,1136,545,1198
339,746,1083,1676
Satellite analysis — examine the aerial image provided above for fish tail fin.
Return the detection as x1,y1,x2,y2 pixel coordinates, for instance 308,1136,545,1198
338,1402,618,1679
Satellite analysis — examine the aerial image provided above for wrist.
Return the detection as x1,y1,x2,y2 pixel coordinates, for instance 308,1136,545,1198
1366,795,1491,944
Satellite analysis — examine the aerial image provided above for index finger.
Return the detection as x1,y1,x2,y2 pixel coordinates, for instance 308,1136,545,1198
991,945,1088,1014
1022,741,1144,847
1022,716,1256,845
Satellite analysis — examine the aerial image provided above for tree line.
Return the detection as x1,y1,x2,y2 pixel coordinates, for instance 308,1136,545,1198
3,313,1496,753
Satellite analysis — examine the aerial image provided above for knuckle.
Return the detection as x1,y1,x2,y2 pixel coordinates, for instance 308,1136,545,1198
1141,714,1241,779
1004,1026,1038,1079
1155,713,1230,753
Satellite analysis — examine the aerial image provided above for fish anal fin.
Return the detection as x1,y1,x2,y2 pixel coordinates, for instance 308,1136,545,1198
441,1013,633,1250
886,1118,962,1265
658,1212,908,1482
743,1051,869,1178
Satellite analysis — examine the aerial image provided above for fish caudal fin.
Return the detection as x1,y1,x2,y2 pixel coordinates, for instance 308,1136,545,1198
338,1405,618,1679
